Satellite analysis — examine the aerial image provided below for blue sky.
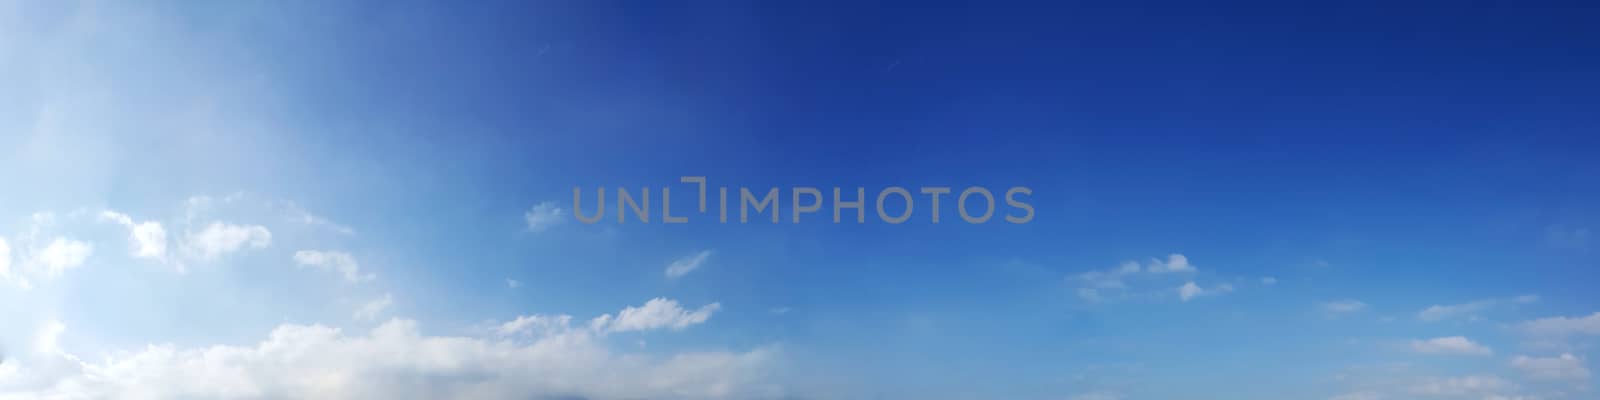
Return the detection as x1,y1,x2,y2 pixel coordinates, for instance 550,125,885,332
1,1,1598,399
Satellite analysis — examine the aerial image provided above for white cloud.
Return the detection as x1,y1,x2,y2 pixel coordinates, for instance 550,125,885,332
506,279,521,289
496,314,577,337
1178,282,1203,301
1070,254,1216,303
595,298,721,334
1177,281,1233,302
1145,253,1196,273
293,250,375,282
354,294,393,321
1076,288,1105,302
1405,375,1514,397
100,210,168,260
1329,392,1383,400
2,215,93,287
1068,391,1124,400
523,201,565,233
0,238,11,280
1075,261,1141,290
35,320,67,354
1518,312,1600,337
1511,354,1591,382
33,237,92,278
284,202,356,235
1418,295,1539,322
1410,336,1492,356
183,221,271,261
1322,300,1369,314
2,316,779,400
1261,277,1277,285
665,250,713,279
496,298,722,338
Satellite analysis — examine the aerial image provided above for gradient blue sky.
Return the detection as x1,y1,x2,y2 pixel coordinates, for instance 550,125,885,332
2,1,1598,399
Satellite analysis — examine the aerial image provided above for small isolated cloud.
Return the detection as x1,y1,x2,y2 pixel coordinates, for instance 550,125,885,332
769,307,791,315
1510,353,1591,382
497,297,722,338
665,250,713,279
183,221,270,261
33,237,92,278
1405,375,1514,397
284,202,356,235
1261,277,1277,285
593,298,722,334
1545,226,1591,251
1329,392,1383,400
1068,391,1124,400
1417,295,1538,322
1177,281,1233,302
524,201,565,233
293,250,375,282
99,210,168,261
1145,253,1196,274
1071,253,1210,303
1410,336,1492,356
354,294,393,321
1322,300,1369,315
506,279,521,289
3,216,94,287
1518,312,1600,337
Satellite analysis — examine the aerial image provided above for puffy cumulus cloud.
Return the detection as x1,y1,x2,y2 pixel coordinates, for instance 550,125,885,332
34,238,93,278
4,236,95,287
596,298,722,334
1410,336,1492,356
293,250,375,283
99,210,168,261
1071,253,1215,303
182,221,271,262
0,212,97,287
665,250,713,279
1144,253,1196,274
524,201,565,233
1417,295,1539,322
1518,312,1600,338
0,300,779,400
1511,354,1591,382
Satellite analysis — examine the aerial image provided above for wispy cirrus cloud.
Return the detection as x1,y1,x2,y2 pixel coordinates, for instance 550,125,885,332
1417,295,1538,322
6,300,776,400
1410,336,1492,356
293,250,375,283
665,250,713,279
